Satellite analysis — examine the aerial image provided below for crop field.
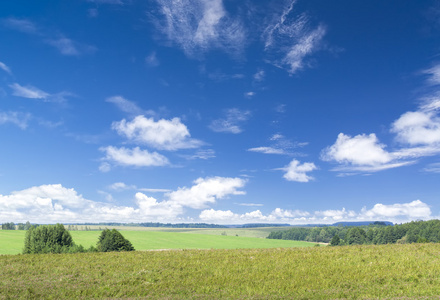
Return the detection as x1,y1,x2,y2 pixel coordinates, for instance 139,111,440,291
0,229,318,255
1,243,440,299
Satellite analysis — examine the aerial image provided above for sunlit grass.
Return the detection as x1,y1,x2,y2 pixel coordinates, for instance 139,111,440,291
1,244,440,299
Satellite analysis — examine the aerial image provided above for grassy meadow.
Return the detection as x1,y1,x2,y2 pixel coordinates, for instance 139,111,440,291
0,228,318,255
1,243,440,299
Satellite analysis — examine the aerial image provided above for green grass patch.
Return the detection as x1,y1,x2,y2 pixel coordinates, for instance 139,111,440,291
0,230,318,255
1,244,440,299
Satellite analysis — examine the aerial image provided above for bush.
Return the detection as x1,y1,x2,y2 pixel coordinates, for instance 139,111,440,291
97,229,135,252
23,224,75,254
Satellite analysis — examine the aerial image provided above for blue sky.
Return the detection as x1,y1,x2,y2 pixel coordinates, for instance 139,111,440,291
1,0,440,224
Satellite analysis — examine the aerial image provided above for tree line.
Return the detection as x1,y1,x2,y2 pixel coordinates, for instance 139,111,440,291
2,221,33,230
23,224,134,254
267,220,440,246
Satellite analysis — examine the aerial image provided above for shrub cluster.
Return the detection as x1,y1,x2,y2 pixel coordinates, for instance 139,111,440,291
97,229,134,252
23,224,134,254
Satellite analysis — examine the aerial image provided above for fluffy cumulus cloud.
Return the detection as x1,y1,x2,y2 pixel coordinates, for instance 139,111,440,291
100,146,169,168
167,176,246,209
209,108,251,134
154,0,245,56
321,133,412,172
0,177,247,223
322,133,392,166
199,200,432,224
112,115,203,150
280,159,317,182
362,200,431,219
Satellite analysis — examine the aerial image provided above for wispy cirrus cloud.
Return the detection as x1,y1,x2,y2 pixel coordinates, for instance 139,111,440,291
2,17,95,56
106,96,154,116
0,61,12,74
2,18,38,34
9,83,72,103
9,83,49,99
248,133,307,155
263,0,326,74
0,111,31,129
153,0,245,57
209,108,251,134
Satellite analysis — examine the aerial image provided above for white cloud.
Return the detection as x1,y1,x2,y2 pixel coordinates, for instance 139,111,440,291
315,208,357,221
391,111,440,146
423,162,440,173
263,0,326,74
135,192,183,218
0,61,11,74
154,0,245,57
166,176,246,209
108,182,133,191
253,70,265,82
3,18,95,56
282,25,326,74
182,149,216,160
248,147,286,155
9,83,72,103
279,159,317,182
100,146,170,168
106,96,148,116
422,64,440,85
2,18,38,34
112,115,203,150
10,83,50,99
0,111,31,129
236,203,264,207
209,108,251,134
0,184,432,224
46,38,80,56
245,91,256,98
248,134,307,156
321,133,395,168
145,52,160,67
362,200,431,219
199,200,432,225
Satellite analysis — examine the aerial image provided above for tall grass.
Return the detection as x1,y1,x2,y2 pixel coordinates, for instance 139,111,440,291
1,243,440,299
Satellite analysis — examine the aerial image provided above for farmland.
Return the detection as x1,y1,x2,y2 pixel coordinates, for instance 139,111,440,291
0,228,317,255
1,243,440,299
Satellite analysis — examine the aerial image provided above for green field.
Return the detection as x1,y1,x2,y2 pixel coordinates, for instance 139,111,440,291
1,243,440,299
0,229,318,255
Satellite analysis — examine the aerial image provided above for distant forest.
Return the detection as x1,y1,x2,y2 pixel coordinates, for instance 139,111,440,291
267,220,440,245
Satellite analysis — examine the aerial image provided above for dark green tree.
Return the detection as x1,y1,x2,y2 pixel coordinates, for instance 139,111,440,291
2,222,15,230
330,234,340,246
23,224,75,254
97,229,134,252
